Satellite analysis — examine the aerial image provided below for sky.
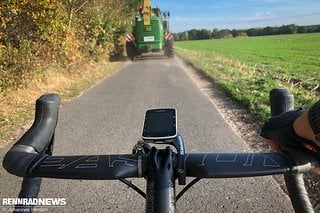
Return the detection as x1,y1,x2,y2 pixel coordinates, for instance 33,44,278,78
151,0,320,33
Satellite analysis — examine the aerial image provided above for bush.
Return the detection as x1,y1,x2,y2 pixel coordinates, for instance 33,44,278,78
0,0,138,91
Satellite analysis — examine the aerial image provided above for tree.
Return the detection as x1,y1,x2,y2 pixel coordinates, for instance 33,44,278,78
197,29,211,40
212,28,219,39
237,30,248,37
217,29,232,39
297,26,307,33
188,29,198,40
246,28,263,36
279,24,297,34
231,29,238,37
263,26,274,35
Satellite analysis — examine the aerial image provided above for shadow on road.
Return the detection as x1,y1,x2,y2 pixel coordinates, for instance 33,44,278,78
133,52,171,61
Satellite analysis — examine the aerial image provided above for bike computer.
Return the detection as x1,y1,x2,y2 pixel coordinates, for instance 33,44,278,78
142,108,177,142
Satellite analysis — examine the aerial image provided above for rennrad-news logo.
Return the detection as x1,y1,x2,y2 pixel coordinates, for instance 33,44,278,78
2,198,67,206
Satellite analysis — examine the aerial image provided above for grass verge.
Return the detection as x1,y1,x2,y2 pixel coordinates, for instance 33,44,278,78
0,60,124,147
176,35,319,121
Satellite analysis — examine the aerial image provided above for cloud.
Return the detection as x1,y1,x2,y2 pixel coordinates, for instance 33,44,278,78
155,0,320,32
171,12,320,32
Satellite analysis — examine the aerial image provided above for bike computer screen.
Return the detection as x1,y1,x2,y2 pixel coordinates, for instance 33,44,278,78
142,108,177,141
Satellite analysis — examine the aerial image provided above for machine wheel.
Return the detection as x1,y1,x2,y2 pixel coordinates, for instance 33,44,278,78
164,38,175,58
126,41,137,61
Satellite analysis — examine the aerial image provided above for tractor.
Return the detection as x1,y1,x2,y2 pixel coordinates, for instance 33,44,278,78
126,0,174,61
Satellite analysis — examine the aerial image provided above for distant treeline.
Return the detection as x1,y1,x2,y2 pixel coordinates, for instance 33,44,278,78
174,24,320,41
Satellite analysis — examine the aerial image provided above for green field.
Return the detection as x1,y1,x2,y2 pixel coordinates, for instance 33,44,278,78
176,33,320,120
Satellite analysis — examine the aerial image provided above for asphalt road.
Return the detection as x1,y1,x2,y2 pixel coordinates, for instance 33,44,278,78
0,54,293,212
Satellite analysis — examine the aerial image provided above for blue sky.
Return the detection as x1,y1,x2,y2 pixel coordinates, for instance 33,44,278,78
152,0,320,32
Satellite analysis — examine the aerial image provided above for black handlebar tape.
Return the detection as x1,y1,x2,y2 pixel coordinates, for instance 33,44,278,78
284,174,314,213
15,94,60,153
269,88,313,213
270,88,294,116
17,177,42,198
3,94,60,177
13,177,42,213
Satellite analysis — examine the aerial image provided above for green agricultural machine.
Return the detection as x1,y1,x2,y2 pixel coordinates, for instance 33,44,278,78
126,0,174,61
